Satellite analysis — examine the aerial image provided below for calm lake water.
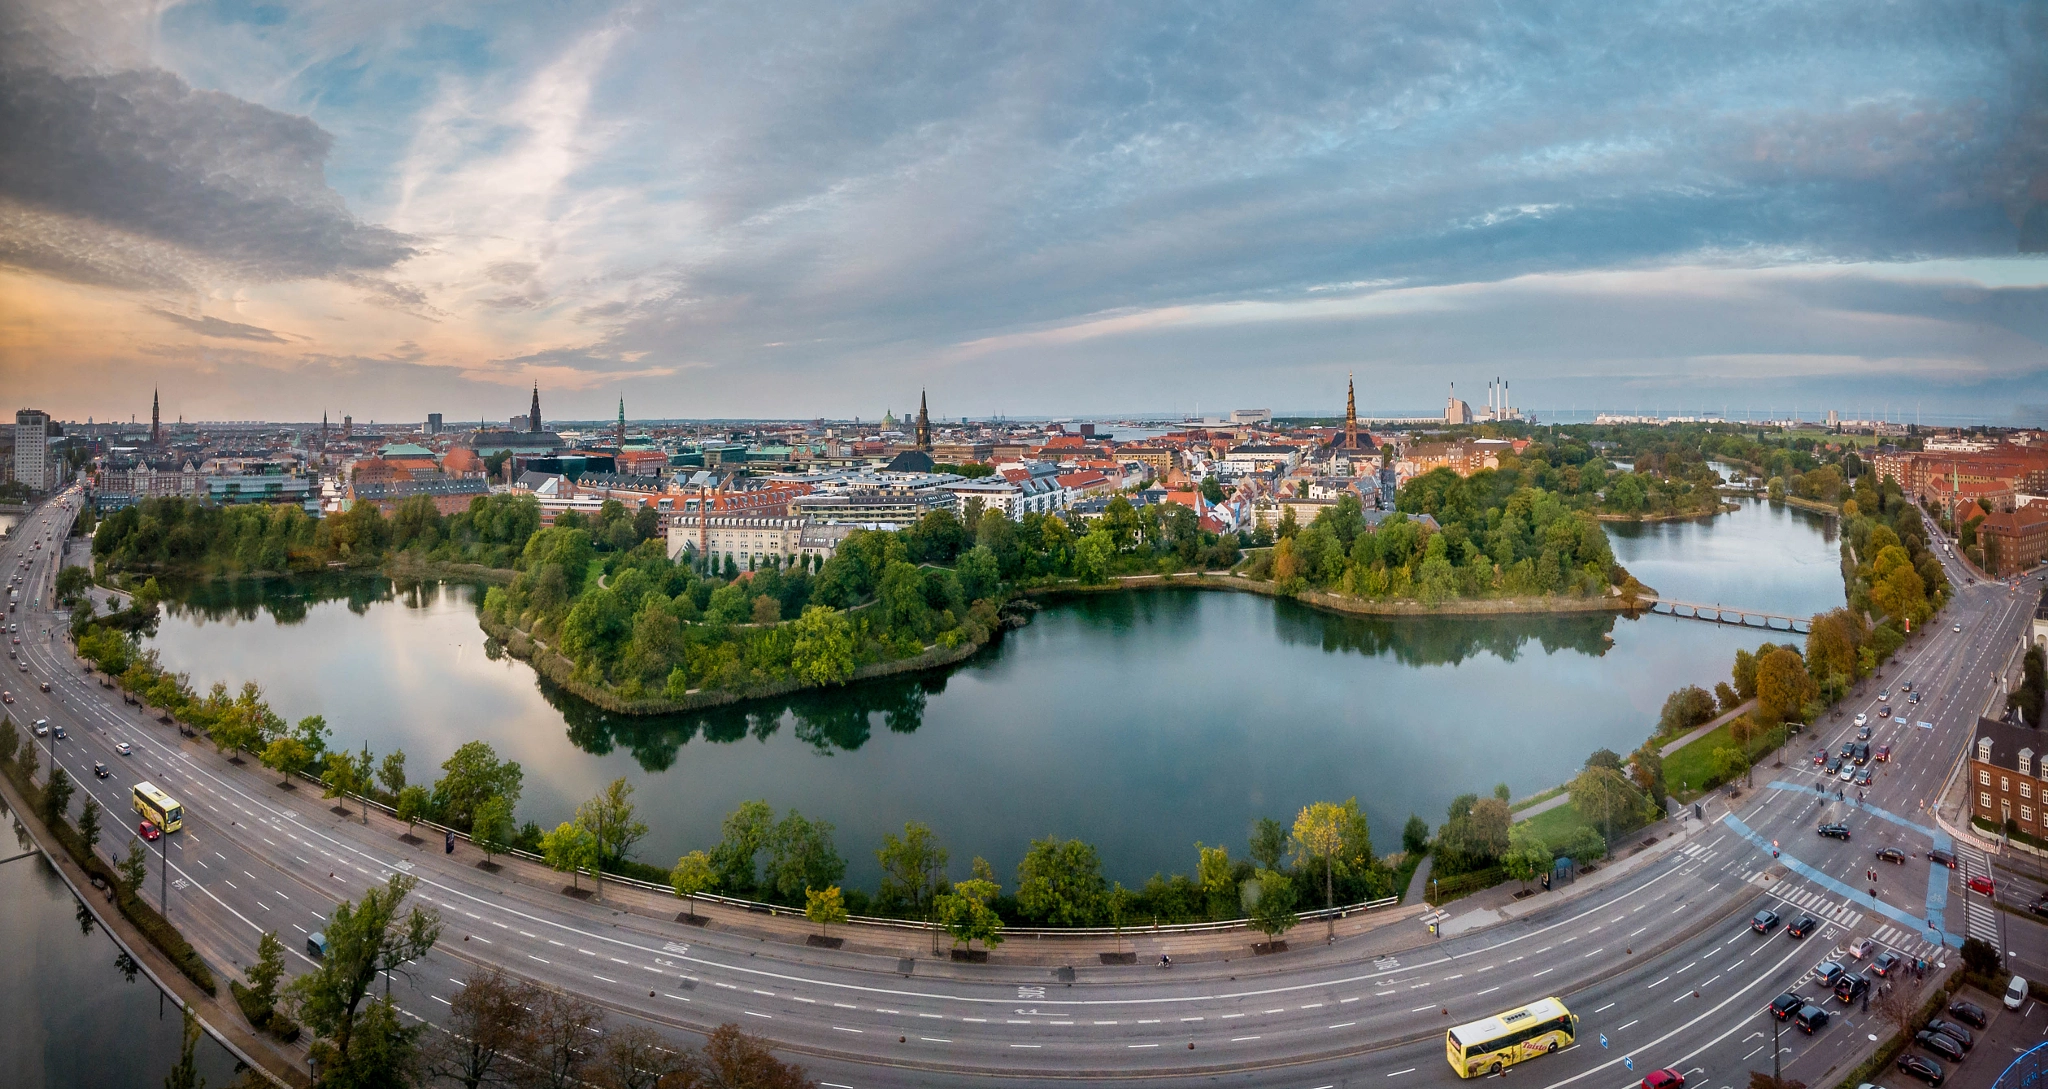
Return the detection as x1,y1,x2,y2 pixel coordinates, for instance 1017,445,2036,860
143,499,1840,888
0,798,244,1089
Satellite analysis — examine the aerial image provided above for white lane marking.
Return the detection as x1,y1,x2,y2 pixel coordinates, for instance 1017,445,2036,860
833,1027,863,1034
530,956,550,964
1388,1069,1416,1077
1476,987,1501,997
1129,1043,1159,1049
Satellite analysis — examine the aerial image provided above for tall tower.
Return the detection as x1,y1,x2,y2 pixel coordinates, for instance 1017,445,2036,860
528,384,542,432
916,390,931,451
1344,373,1358,449
151,389,161,446
616,397,626,450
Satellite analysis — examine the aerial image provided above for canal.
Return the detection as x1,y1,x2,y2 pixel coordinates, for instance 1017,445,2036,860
141,498,1841,888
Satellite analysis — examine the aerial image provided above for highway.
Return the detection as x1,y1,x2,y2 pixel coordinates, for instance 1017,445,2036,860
3,488,2042,1089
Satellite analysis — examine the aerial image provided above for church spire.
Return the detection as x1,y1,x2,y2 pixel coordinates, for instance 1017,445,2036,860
529,383,542,432
1344,372,1357,449
151,388,161,446
916,390,931,451
616,396,626,450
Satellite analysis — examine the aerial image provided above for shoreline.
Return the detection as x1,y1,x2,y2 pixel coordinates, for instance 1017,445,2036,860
1591,501,1737,524
1031,572,1641,618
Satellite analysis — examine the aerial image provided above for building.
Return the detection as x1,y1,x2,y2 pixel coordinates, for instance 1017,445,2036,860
1445,384,1474,425
666,514,808,568
1969,718,2047,838
13,410,53,492
1979,506,2048,576
426,413,444,435
791,486,958,525
348,476,490,515
1223,444,1300,473
2032,588,2048,651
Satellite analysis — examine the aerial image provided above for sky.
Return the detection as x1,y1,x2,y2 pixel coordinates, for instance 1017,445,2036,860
2,0,2045,426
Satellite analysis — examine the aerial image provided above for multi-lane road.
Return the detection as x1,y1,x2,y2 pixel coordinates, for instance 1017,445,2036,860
3,489,2041,1088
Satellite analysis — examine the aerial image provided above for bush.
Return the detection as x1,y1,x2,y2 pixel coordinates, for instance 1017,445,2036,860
229,979,300,1042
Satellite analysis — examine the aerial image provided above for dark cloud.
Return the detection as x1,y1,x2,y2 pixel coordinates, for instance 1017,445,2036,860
0,64,414,288
144,307,289,342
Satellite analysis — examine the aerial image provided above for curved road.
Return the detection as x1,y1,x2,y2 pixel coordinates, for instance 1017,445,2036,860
3,489,2038,1088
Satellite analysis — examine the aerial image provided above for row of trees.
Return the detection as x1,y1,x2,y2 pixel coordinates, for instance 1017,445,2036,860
92,493,548,577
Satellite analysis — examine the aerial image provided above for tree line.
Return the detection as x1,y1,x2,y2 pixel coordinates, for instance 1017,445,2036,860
92,493,547,577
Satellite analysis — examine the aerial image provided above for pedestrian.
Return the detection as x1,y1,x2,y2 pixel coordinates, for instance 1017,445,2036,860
445,830,455,854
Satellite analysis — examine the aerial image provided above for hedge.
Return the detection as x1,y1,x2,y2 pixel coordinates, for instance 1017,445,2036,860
230,980,299,1043
2,756,217,996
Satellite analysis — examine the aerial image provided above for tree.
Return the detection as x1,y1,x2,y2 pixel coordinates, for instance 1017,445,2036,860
1715,681,1742,713
1712,745,1750,788
592,1024,688,1089
77,796,100,853
292,714,331,765
1756,647,1817,724
1437,794,1511,872
670,850,714,920
876,821,948,921
1402,814,1430,855
472,795,515,863
1245,870,1298,945
689,1024,815,1089
119,837,147,894
323,744,375,824
518,987,605,1089
712,800,774,894
394,785,430,836
1291,801,1347,914
1658,686,1718,736
42,765,72,827
936,877,1004,951
260,735,313,788
576,777,649,868
1733,649,1759,699
1569,765,1642,841
423,967,535,1089
765,811,846,903
284,874,440,1084
247,931,286,1015
1016,837,1107,926
541,822,600,895
1073,530,1114,584
806,885,848,938
1249,817,1287,871
432,741,524,831
1961,937,2001,978
377,749,407,796
1630,743,1669,809
789,605,857,686
165,1008,204,1089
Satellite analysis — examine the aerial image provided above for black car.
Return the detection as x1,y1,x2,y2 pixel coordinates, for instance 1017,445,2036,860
1770,992,1805,1020
1826,756,1846,776
1876,847,1907,864
1924,1019,1974,1050
2029,896,2048,920
1787,915,1819,939
1897,1053,1946,1086
1793,1004,1830,1034
1753,909,1781,934
1872,951,1902,977
1818,823,1852,840
1916,1031,1966,1063
1835,973,1870,1004
1948,999,1989,1028
1857,725,1873,740
1929,849,1958,869
91,761,108,779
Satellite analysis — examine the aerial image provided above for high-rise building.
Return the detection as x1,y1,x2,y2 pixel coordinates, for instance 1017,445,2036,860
13,409,51,491
1445,384,1474,425
426,413,444,435
342,414,353,439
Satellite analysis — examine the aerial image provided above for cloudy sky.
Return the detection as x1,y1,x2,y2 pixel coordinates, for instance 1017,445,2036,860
2,0,2045,425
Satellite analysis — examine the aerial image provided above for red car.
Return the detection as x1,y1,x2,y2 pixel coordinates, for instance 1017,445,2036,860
139,820,160,841
1641,1069,1686,1089
1967,875,1994,896
1876,745,1891,763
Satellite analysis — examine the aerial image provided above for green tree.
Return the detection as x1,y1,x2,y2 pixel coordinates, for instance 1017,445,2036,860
119,837,148,894
1732,649,1759,699
1245,870,1298,945
431,741,524,831
247,931,286,1014
259,735,313,788
394,785,430,836
936,877,1005,951
292,714,330,765
42,765,72,827
377,749,407,796
805,885,849,938
1570,765,1643,841
1657,685,1718,736
284,874,440,1084
765,811,846,903
1961,936,2001,977
1402,814,1430,855
323,744,375,824
165,1008,204,1089
875,821,948,921
669,850,714,919
1249,817,1287,871
712,800,775,894
472,795,515,863
789,606,857,686
541,822,600,895
77,797,100,853
1073,530,1114,584
1015,836,1107,926
1756,646,1817,723
1291,801,1347,914
575,777,649,868
1711,745,1749,788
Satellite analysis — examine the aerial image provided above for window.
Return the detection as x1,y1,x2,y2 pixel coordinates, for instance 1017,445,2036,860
1980,770,1992,786
1981,792,1993,809
2025,783,2035,800
2002,777,2011,793
2024,807,2036,824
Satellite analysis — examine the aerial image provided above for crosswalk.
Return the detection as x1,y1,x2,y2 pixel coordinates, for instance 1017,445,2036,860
1751,877,1947,962
1760,883,1866,931
1953,841,2001,945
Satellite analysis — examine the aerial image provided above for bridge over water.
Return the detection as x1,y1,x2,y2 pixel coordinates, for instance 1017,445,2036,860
1636,595,1812,634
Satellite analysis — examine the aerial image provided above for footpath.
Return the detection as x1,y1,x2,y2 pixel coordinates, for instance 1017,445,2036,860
1515,698,1759,820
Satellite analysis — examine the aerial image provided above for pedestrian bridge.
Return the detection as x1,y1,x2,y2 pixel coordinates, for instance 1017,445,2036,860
1636,596,1812,634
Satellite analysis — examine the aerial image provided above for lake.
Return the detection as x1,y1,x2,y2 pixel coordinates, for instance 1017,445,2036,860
142,499,1840,889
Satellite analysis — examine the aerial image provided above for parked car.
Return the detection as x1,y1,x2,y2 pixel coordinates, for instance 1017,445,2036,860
1872,951,1902,977
1876,847,1906,864
2005,975,2029,1010
1929,849,1957,869
1848,937,1875,959
1947,999,1988,1028
1897,1053,1946,1086
1793,1004,1830,1034
1967,875,1994,896
1788,915,1819,939
1924,1019,1973,1050
1753,909,1782,934
1819,823,1852,840
1916,1031,1967,1063
1770,992,1806,1020
1640,1068,1685,1089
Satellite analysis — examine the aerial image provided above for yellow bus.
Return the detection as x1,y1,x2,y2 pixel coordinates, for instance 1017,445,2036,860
1446,997,1577,1078
132,781,183,833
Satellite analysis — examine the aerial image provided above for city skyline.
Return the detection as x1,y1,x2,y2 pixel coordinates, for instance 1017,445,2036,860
3,1,2045,423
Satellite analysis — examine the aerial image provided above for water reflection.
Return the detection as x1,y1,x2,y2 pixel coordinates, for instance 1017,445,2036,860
162,571,433,626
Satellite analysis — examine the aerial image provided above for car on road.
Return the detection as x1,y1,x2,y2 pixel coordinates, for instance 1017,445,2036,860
1753,909,1782,934
1835,973,1870,1004
1793,1004,1830,1034
1815,961,1846,989
1857,724,1873,740
51,724,63,739
1826,757,1845,777
1854,712,1868,727
0,691,9,703
1819,823,1852,840
1879,689,1891,702
1916,1031,1967,1063
1855,767,1875,787
1967,875,1994,896
1848,937,1875,959
138,820,159,841
37,680,48,692
1839,764,1857,782
1877,744,1892,762
114,741,131,756
1876,847,1906,864
1908,692,1920,704
1770,992,1806,1020
307,932,329,959
1639,1068,1685,1089
1924,1019,1973,1050
2029,895,2048,919
1872,951,1902,977
1897,1053,1946,1086
1852,742,1871,764
91,761,107,779
1814,750,1830,767
31,719,47,736
2005,975,2029,1010
1929,849,1957,869
1787,915,1819,939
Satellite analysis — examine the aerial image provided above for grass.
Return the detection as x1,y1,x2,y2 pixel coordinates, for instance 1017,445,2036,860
1515,799,1596,845
1510,785,1567,813
1664,720,1744,801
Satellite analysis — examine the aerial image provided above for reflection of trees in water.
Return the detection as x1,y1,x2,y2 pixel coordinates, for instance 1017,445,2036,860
1269,599,1617,666
544,672,946,772
160,575,472,626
